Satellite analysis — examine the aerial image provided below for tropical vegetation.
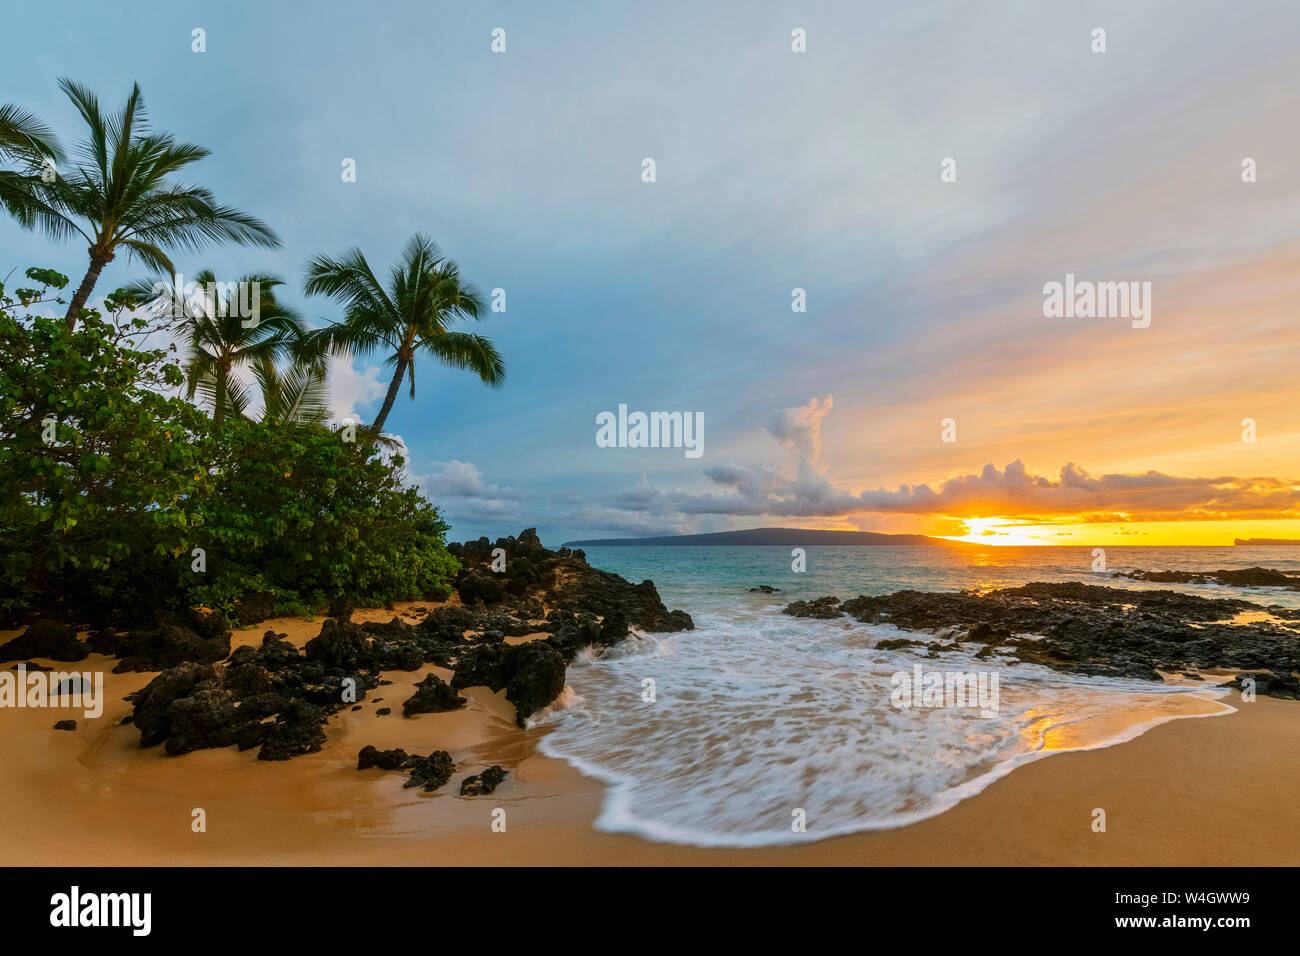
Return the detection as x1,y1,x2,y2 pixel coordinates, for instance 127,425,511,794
0,80,507,627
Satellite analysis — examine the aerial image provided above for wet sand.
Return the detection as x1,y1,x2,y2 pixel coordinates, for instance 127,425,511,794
2,603,1297,866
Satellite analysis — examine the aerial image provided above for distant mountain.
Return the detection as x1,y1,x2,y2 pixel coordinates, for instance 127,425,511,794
1235,538,1300,546
563,527,965,547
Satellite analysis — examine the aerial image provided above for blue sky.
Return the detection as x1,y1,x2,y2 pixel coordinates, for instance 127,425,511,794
4,0,1300,545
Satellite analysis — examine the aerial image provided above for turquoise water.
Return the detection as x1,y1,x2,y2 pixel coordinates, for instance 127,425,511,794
534,546,1290,847
578,544,1300,612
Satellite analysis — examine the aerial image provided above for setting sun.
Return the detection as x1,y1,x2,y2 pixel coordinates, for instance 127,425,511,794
939,517,1300,547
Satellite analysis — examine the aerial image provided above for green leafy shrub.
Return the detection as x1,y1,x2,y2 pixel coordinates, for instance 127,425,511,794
189,420,459,618
0,278,215,622
0,270,458,625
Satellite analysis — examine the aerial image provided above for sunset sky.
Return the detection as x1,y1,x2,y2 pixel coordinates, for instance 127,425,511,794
4,0,1298,544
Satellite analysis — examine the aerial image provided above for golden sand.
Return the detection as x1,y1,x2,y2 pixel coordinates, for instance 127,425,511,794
2,603,1296,866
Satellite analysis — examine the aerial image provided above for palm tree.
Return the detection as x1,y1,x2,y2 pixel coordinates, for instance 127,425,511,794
14,79,279,330
138,270,310,427
0,103,63,222
250,354,330,425
304,233,505,434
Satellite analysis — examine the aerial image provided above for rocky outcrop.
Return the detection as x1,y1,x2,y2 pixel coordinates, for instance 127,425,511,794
1114,567,1300,590
504,642,566,726
129,628,379,759
447,529,694,634
875,637,928,651
450,643,515,692
126,612,563,757
107,623,231,674
0,619,90,663
306,617,423,672
450,639,567,726
460,765,507,796
1220,671,1300,699
783,582,1300,681
131,661,220,748
783,596,842,619
543,611,604,662
402,674,466,716
255,701,329,761
356,745,455,792
404,751,455,792
357,745,411,770
117,529,689,759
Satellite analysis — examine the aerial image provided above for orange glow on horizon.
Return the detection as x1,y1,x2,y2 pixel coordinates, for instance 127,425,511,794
936,517,1300,547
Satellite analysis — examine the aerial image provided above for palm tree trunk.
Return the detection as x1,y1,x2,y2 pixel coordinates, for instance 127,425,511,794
64,253,111,331
213,363,228,428
370,355,408,433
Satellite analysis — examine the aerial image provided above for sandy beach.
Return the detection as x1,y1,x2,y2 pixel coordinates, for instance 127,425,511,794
3,601,1296,867
6,1,1300,892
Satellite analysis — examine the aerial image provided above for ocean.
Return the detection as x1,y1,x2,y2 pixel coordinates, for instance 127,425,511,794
534,546,1300,847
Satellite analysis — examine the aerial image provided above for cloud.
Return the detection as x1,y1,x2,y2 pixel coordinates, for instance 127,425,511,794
766,395,833,466
416,460,520,523
590,398,1300,526
327,352,388,423
853,463,1300,522
420,460,516,500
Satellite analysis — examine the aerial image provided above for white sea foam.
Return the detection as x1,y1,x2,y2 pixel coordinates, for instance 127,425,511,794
527,686,585,725
536,608,1233,848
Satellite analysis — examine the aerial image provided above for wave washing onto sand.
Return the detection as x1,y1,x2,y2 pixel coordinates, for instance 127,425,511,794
535,607,1234,848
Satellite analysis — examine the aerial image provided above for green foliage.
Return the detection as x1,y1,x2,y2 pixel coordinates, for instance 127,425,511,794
0,276,458,625
188,421,458,616
250,354,330,425
0,299,214,620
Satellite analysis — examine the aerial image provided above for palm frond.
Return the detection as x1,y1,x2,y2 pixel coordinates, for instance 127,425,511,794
0,103,63,163
6,79,284,329
303,233,505,431
420,330,506,385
